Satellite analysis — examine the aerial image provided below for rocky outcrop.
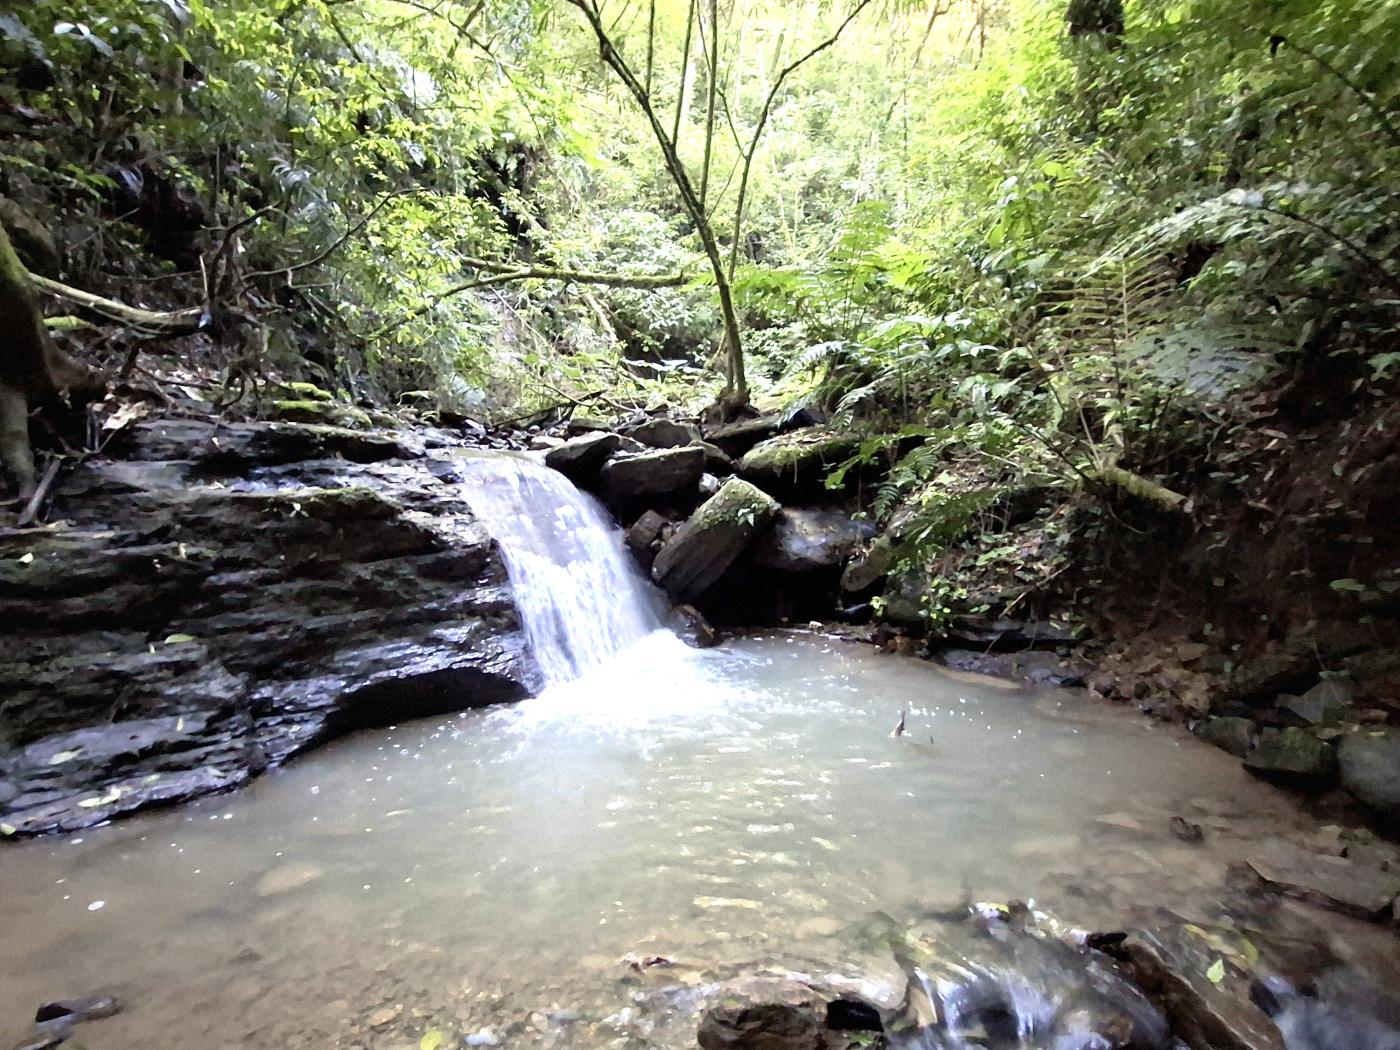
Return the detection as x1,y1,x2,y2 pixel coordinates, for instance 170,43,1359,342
623,418,702,449
696,978,828,1050
0,419,537,837
652,479,780,602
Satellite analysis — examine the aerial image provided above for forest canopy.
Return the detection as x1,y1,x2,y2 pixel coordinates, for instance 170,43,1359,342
2,0,1397,451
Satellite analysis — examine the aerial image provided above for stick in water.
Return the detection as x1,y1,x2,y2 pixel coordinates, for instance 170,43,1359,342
889,707,908,738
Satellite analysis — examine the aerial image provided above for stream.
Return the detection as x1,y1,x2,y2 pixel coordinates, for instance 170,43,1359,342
1,455,1395,1049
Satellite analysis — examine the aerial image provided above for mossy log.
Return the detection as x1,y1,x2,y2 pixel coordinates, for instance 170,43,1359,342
1093,464,1188,511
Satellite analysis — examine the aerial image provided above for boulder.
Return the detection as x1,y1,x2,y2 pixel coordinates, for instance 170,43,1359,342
754,508,875,574
1243,727,1336,785
543,432,623,482
1338,729,1400,821
601,446,705,503
1194,717,1256,759
739,430,863,496
651,479,780,602
0,421,537,837
624,418,702,448
696,978,827,1050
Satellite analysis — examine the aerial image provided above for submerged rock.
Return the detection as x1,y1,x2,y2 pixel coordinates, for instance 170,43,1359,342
669,604,718,648
1338,728,1400,822
696,977,827,1050
651,479,780,602
0,419,537,837
1245,840,1400,919
1195,717,1257,759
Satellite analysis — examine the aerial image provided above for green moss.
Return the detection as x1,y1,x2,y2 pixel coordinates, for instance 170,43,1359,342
269,399,373,429
274,381,335,402
739,431,861,477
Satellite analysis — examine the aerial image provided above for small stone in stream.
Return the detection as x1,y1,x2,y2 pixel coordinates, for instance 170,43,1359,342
1095,812,1146,833
0,780,18,806
1244,727,1336,784
12,1020,71,1050
34,996,120,1024
1194,717,1255,759
1170,816,1205,843
669,604,718,648
1245,841,1400,919
462,1029,500,1046
1338,728,1400,821
367,1005,401,1028
255,861,324,897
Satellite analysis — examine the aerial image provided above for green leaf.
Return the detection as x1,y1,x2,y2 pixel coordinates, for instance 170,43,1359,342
1205,959,1226,984
163,633,197,644
420,1030,446,1050
0,823,16,837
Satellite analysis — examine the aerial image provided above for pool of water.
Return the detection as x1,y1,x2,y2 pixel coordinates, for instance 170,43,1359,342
0,631,1373,1049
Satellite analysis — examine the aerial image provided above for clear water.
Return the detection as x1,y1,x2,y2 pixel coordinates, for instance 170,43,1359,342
0,630,1372,1050
453,451,663,684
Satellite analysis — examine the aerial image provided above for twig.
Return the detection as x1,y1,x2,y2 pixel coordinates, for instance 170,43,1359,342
16,459,60,527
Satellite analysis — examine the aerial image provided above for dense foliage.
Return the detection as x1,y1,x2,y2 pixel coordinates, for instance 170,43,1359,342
2,0,1396,468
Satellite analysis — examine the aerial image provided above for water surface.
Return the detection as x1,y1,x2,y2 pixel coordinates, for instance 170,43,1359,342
0,630,1355,1049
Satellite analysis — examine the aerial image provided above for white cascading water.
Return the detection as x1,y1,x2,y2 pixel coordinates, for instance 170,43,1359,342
453,450,663,684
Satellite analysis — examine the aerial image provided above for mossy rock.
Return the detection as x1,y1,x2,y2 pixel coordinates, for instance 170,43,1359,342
738,429,865,495
269,399,373,430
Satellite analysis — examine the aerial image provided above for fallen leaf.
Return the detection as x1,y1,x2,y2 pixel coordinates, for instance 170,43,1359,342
0,823,16,837
1206,958,1225,984
18,552,34,564
48,749,83,765
420,1030,447,1050
164,633,196,644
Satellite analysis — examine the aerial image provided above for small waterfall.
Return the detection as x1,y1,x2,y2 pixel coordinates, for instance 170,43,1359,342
454,450,663,684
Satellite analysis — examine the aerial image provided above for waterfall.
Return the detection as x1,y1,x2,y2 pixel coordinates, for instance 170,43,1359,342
454,450,664,684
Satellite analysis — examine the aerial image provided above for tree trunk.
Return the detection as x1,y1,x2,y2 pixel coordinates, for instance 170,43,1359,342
0,224,104,501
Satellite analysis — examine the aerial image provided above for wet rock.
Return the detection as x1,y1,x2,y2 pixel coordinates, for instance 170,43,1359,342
1194,717,1256,759
1338,728,1400,821
1245,841,1400,919
669,604,718,648
543,432,623,482
623,418,702,448
601,446,706,503
692,440,735,475
651,479,781,602
938,616,1079,651
1278,680,1350,726
840,538,892,595
34,996,120,1024
696,977,827,1050
753,509,875,574
1170,816,1205,843
1244,728,1336,785
0,423,537,837
0,780,18,806
564,416,611,436
940,649,1087,688
367,1004,401,1027
255,861,325,897
625,510,672,554
1115,929,1284,1050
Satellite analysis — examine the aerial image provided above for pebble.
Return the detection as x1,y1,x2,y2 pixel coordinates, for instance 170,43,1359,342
367,1004,401,1027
